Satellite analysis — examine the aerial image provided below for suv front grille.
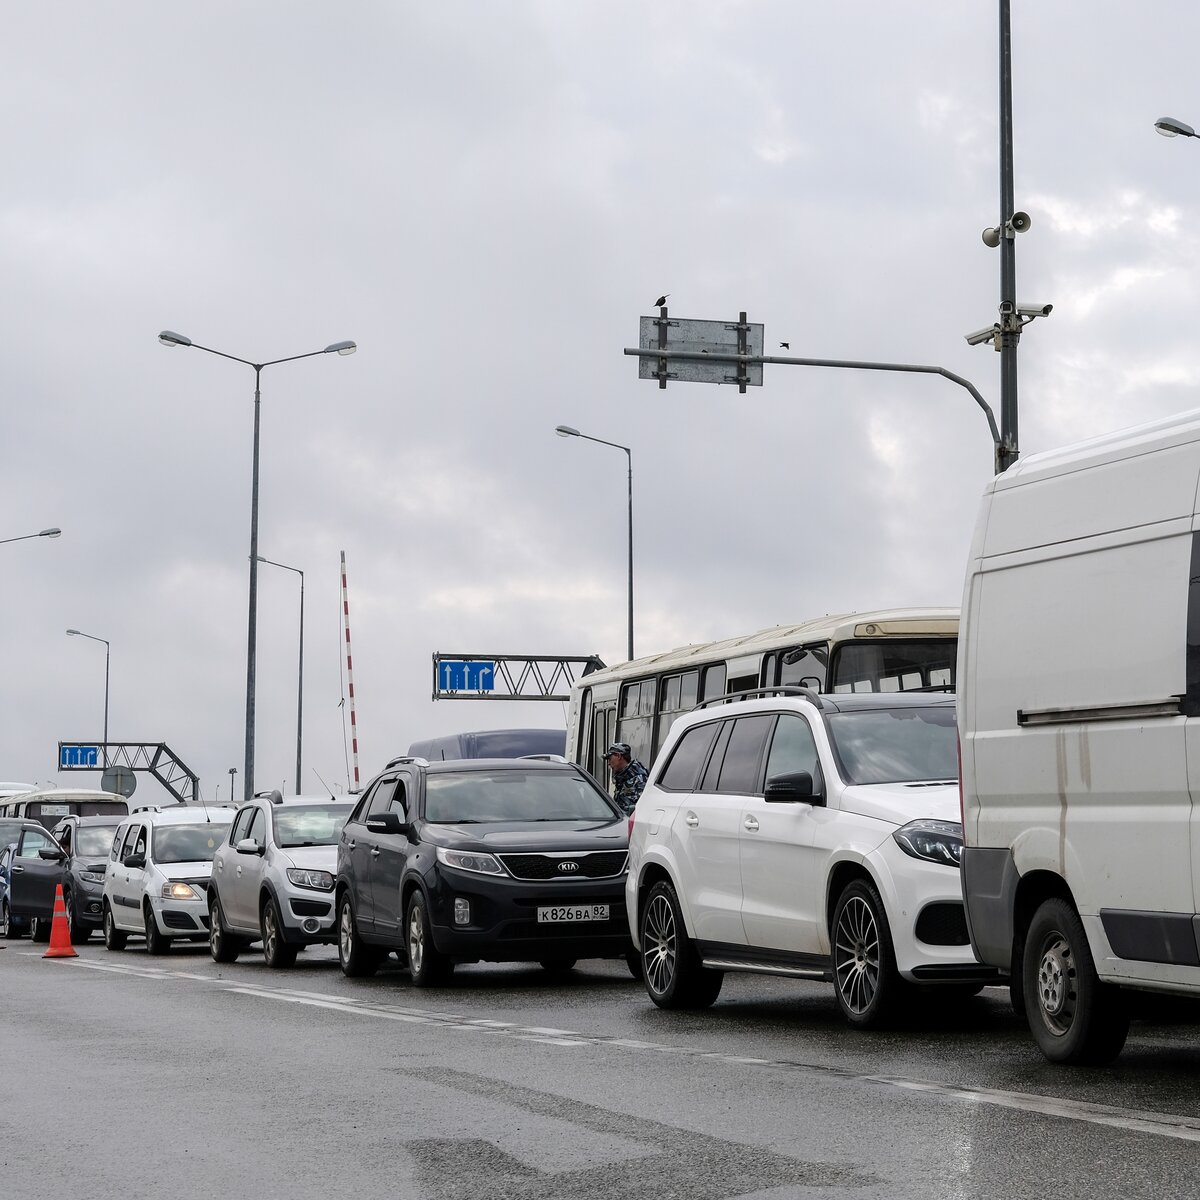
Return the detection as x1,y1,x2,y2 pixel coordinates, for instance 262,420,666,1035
497,851,628,880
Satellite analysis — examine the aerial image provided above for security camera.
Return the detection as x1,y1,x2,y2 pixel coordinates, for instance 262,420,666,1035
999,300,1014,316
1017,302,1053,318
964,324,1000,347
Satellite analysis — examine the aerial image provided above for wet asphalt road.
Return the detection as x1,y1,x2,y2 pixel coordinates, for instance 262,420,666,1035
5,936,1200,1199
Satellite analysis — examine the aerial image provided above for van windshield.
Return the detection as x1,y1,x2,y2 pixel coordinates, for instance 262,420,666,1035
424,770,616,824
826,707,958,785
152,824,230,864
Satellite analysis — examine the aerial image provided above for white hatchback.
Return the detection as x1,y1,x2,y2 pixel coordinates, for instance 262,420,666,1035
627,689,996,1027
102,809,232,953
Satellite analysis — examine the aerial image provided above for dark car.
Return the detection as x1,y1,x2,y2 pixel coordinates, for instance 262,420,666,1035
335,756,634,984
1,824,65,941
49,815,122,943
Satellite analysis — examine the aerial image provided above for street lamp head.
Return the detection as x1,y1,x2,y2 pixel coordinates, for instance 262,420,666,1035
158,330,192,347
1155,117,1195,139
555,425,581,438
324,340,357,356
66,628,80,636
38,527,62,539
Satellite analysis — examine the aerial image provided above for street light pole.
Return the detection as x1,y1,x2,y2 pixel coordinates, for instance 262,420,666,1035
257,555,305,792
996,0,1020,473
66,628,110,767
0,527,61,546
555,425,634,661
159,330,355,801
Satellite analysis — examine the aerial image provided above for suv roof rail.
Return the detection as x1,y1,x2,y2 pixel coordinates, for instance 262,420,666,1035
384,755,429,769
696,685,823,709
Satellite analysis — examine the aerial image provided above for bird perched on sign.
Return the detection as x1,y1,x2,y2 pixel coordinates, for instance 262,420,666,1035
654,294,669,307
780,341,790,350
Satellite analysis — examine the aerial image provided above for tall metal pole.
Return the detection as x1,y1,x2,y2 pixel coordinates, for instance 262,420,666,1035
997,0,1020,472
295,569,305,790
624,447,634,662
102,639,110,768
245,366,262,803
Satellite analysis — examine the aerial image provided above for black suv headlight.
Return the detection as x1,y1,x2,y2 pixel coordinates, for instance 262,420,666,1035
892,820,963,867
435,847,506,876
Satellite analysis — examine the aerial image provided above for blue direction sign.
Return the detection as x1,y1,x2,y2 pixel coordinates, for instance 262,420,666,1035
438,660,495,692
60,744,100,769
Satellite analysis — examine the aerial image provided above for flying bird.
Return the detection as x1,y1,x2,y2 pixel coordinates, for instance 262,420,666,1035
654,294,669,307
779,341,790,349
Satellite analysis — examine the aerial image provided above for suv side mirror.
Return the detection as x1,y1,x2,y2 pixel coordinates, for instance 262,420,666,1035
365,811,405,836
235,838,264,856
125,852,147,870
38,847,65,862
764,771,823,805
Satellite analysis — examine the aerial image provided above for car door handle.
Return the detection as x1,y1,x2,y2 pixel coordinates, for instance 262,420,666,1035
743,816,760,832
345,840,356,850
370,847,381,857
685,813,699,828
12,865,24,873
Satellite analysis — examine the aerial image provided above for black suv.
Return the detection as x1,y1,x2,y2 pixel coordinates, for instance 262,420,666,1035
49,815,123,943
336,757,633,984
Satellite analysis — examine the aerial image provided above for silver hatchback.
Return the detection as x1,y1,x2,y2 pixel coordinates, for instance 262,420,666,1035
208,793,354,967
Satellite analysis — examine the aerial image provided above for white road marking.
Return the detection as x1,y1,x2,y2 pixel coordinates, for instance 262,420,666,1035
39,954,1200,1144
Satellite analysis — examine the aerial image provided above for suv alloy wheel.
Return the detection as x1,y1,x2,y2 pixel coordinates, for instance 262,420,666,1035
406,891,452,987
337,894,382,978
639,880,722,1009
831,878,903,1028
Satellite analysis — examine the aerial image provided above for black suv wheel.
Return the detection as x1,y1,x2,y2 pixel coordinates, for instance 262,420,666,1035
337,893,383,978
640,880,722,1009
406,891,453,987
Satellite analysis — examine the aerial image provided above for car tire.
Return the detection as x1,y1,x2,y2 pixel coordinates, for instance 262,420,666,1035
208,892,242,964
639,880,723,1009
832,877,905,1029
406,891,453,987
65,891,91,944
1022,897,1130,1065
261,896,298,969
30,916,51,944
144,903,170,955
0,900,15,939
539,957,577,974
103,903,127,951
337,894,382,978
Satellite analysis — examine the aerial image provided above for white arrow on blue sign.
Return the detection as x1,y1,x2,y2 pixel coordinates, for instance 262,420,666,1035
439,660,496,692
60,744,100,768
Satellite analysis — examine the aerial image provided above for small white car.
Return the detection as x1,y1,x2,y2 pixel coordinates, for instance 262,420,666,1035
627,689,996,1027
209,793,354,967
102,809,232,953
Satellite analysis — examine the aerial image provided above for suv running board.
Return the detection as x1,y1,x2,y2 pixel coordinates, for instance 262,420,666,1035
702,957,831,981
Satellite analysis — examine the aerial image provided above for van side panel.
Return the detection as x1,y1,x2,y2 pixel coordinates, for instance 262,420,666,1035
962,429,1200,980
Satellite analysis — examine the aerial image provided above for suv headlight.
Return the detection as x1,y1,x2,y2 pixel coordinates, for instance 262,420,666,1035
79,870,106,884
286,868,335,891
892,820,963,867
162,882,200,900
436,846,506,876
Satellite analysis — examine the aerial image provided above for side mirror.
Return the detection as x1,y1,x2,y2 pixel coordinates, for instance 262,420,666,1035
365,811,405,836
764,771,823,805
125,852,147,870
38,847,65,862
235,838,264,856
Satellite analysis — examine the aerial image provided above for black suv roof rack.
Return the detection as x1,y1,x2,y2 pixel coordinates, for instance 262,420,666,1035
384,755,429,769
696,685,824,710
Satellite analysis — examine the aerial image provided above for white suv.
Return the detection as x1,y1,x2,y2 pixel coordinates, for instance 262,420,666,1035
208,793,354,967
627,689,995,1027
103,809,232,953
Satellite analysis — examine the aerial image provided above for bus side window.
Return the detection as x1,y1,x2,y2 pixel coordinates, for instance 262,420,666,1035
780,644,828,690
700,663,726,702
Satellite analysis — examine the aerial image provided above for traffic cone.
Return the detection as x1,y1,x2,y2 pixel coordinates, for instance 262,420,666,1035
43,884,78,959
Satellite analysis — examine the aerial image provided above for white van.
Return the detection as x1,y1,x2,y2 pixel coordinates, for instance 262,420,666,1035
958,408,1200,1064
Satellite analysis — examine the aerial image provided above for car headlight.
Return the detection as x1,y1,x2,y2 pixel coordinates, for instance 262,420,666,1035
162,882,200,900
79,870,106,884
286,868,335,891
435,846,506,876
892,820,964,867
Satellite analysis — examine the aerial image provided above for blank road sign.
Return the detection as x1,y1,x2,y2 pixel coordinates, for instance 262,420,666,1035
638,315,764,386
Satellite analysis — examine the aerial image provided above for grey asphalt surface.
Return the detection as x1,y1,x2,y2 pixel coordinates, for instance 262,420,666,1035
5,937,1200,1199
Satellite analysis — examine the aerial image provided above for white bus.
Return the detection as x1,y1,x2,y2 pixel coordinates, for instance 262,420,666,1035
0,787,129,831
567,607,958,781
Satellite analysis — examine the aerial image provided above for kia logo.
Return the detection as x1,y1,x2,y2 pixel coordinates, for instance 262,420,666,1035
557,861,580,873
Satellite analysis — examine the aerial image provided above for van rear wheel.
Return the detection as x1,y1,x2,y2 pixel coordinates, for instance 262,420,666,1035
1023,897,1129,1065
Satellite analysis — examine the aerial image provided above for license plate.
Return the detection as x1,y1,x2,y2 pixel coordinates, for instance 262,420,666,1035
537,904,609,923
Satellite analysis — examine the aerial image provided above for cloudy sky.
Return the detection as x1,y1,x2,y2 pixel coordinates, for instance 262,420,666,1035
4,2,1197,804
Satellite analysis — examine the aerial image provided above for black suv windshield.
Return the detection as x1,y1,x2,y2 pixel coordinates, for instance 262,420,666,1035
424,769,615,824
826,707,957,785
76,825,119,858
274,804,352,848
152,824,230,864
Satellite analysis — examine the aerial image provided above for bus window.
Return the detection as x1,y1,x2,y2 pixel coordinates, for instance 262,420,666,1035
700,663,726,702
830,640,955,694
617,679,654,766
655,670,700,753
781,644,828,689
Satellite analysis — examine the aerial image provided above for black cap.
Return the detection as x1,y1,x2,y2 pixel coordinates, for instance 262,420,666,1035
605,742,632,759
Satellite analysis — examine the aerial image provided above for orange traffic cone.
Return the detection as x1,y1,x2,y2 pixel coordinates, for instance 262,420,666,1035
43,883,78,959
